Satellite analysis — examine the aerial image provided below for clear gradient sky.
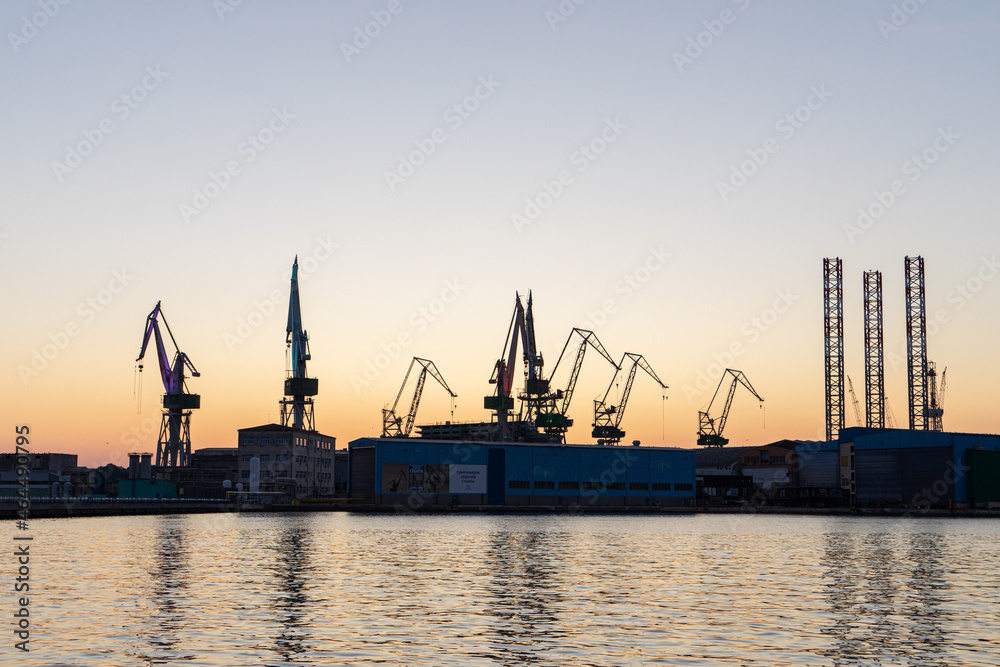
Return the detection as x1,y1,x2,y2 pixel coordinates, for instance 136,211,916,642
3,1,999,466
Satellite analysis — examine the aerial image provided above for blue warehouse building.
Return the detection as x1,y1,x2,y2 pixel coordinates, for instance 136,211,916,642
837,427,1000,508
348,437,695,509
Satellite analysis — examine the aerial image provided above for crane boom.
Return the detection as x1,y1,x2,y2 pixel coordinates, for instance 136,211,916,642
593,352,667,444
383,357,456,437
697,368,763,447
847,375,862,426
535,328,618,441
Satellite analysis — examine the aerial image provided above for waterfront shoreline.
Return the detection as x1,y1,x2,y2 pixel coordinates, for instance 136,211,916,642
6,499,1000,519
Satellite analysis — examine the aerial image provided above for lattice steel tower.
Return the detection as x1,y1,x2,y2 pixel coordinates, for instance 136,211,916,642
863,270,885,428
905,256,928,430
824,258,845,442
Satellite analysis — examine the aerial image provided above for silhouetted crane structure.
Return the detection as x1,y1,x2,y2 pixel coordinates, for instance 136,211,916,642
863,270,885,428
534,327,618,442
136,301,200,467
592,352,667,445
824,257,845,441
485,294,528,441
847,375,862,427
697,369,764,447
280,256,318,431
927,363,946,431
517,292,548,424
905,255,929,430
383,357,456,437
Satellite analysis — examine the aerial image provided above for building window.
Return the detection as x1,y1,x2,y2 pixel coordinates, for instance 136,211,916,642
260,437,270,445
582,481,603,491
651,483,671,491
606,482,627,491
508,480,531,489
241,471,249,479
558,481,579,491
629,482,647,491
534,481,555,490
276,454,289,462
760,451,769,463
773,455,785,464
675,483,693,491
241,437,254,445
277,437,288,445
260,455,270,463
745,456,759,465
241,455,253,462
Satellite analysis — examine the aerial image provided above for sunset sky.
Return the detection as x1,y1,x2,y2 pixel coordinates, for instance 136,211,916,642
2,1,999,466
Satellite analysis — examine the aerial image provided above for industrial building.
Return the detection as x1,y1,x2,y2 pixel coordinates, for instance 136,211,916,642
348,437,695,509
837,427,1000,508
237,424,336,497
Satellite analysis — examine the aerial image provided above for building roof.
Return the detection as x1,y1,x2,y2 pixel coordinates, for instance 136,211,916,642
349,436,689,451
193,447,238,455
237,423,335,438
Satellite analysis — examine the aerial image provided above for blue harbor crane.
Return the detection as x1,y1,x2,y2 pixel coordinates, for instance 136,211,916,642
280,256,318,430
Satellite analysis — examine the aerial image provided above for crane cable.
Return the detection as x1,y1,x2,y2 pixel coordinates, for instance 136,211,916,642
661,389,666,440
135,363,143,414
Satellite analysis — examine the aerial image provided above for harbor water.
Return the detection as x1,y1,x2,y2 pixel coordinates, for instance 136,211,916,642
17,513,1000,666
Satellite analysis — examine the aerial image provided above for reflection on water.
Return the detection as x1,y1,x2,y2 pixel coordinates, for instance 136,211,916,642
263,518,315,662
131,516,196,665
484,530,564,665
24,514,1000,666
821,531,954,667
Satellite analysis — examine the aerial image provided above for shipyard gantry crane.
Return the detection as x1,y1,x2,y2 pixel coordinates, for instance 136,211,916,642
383,357,456,437
592,352,667,445
485,294,528,441
926,363,946,431
517,292,548,424
697,368,764,447
534,327,618,442
280,256,318,431
136,301,200,467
